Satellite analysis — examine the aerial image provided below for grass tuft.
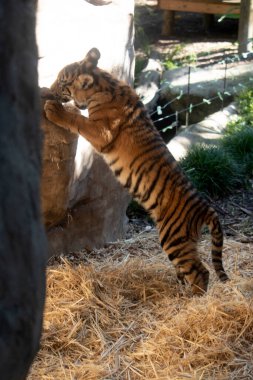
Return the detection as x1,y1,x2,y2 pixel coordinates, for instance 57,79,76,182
180,144,243,198
221,128,253,179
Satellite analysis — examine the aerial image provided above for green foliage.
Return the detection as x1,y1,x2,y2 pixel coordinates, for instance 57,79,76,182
163,59,178,70
180,144,243,198
184,52,197,66
225,117,248,135
163,45,198,70
226,88,253,134
236,88,253,125
162,45,183,71
179,89,253,198
221,128,253,179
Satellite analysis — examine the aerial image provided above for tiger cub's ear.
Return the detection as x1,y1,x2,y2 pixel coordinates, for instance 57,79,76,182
81,48,101,70
76,74,94,89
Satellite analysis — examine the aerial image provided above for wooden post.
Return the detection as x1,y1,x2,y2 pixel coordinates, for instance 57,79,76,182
161,10,175,36
238,0,253,53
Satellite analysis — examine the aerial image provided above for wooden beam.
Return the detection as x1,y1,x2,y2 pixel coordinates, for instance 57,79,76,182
238,0,253,52
158,0,240,14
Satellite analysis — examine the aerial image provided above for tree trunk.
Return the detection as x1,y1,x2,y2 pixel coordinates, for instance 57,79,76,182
0,1,47,379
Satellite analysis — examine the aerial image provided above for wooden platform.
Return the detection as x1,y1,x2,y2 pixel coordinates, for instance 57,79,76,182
158,0,241,36
158,0,241,15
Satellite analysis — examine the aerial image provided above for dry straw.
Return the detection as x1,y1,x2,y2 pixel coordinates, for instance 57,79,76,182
28,231,253,379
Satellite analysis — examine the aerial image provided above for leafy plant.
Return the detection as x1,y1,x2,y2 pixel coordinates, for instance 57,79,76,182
184,52,197,66
226,88,253,134
163,45,184,70
237,88,253,125
180,144,243,198
163,59,178,70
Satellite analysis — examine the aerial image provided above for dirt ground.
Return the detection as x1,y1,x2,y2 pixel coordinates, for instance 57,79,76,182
135,0,239,64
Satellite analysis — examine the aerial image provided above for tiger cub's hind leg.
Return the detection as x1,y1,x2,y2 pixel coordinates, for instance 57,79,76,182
166,241,210,295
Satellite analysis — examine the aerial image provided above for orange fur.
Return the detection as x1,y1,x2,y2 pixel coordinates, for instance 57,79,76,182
44,48,228,295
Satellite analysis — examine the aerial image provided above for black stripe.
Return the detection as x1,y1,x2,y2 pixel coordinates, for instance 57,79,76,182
124,171,133,189
212,237,223,247
129,141,164,169
141,163,166,203
160,181,196,233
212,239,223,248
114,168,123,177
134,147,166,178
163,235,187,250
167,249,181,261
212,249,222,257
134,150,167,194
160,190,198,247
185,201,206,237
212,258,222,264
148,170,177,214
165,200,205,248
132,169,146,195
108,157,119,166
157,171,191,225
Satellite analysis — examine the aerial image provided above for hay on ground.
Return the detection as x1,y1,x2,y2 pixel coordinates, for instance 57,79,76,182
28,231,253,379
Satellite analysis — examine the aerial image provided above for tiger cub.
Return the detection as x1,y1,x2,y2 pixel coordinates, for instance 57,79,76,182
44,48,228,295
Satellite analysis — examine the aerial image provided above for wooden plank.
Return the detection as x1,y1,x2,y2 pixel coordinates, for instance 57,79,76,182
158,0,241,14
238,0,253,52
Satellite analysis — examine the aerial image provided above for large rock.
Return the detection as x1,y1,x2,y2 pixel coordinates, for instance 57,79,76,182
37,0,134,255
47,152,129,255
160,62,252,124
167,103,238,160
0,1,46,378
135,58,163,112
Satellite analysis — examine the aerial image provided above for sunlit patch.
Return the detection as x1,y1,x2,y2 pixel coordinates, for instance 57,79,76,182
73,136,94,181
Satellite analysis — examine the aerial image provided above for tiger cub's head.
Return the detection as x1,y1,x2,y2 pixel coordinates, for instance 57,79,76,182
50,48,101,108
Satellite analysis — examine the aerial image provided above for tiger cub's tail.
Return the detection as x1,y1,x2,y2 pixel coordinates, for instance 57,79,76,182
206,207,229,282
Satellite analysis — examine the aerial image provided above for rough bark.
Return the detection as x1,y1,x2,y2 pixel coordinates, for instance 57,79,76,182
0,1,47,379
40,100,78,228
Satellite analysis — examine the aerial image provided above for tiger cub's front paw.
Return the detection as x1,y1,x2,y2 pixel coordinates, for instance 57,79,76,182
44,100,65,125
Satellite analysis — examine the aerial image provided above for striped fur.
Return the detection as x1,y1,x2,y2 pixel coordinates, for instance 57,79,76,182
45,48,228,295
